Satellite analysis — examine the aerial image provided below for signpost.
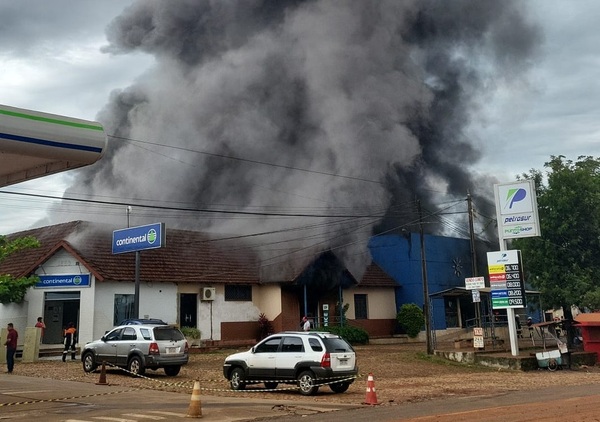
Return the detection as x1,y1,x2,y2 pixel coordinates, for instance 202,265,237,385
112,223,165,318
473,327,484,349
465,276,485,346
493,179,540,356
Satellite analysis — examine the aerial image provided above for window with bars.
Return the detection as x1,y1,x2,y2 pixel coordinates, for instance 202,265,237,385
354,294,368,320
224,284,252,301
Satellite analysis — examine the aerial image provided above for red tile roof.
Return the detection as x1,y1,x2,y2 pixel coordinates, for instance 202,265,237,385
0,221,260,284
358,263,398,287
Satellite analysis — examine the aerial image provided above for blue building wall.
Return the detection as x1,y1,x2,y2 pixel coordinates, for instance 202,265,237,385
368,233,474,330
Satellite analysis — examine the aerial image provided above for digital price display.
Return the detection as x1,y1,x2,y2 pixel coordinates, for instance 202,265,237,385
487,250,527,309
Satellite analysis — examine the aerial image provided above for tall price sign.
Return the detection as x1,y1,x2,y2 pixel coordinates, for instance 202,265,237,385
487,250,526,309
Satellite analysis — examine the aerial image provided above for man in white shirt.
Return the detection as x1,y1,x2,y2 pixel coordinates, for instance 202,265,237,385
302,316,310,331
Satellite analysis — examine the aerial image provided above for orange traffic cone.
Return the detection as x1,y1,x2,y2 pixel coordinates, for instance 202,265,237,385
363,372,378,405
96,361,108,386
186,380,203,418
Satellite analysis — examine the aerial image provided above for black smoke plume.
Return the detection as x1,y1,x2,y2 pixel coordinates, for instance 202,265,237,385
55,0,540,277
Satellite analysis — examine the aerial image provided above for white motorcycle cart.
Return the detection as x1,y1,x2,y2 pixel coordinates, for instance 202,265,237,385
533,321,568,371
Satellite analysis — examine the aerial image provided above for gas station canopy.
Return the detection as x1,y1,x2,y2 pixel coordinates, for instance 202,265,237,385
0,104,107,187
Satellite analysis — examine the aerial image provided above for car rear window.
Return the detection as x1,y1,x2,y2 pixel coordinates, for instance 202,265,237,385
140,328,152,340
323,338,354,352
153,327,185,341
308,338,323,352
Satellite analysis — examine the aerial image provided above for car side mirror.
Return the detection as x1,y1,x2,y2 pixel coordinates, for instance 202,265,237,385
251,346,256,353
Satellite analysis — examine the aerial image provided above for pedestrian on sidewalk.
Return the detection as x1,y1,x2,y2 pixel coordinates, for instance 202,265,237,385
4,323,18,373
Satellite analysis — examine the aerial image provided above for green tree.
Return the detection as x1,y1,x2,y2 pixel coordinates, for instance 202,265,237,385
0,235,40,303
512,155,600,313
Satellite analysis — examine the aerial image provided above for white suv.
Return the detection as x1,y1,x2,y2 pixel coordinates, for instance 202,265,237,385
223,331,357,395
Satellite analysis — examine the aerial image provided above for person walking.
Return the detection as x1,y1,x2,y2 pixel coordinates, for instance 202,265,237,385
4,323,18,373
62,322,77,362
35,317,46,343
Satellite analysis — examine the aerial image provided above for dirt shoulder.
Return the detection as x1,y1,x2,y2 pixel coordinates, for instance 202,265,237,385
14,342,600,405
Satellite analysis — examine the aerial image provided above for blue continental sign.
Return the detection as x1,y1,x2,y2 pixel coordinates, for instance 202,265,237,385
112,222,165,254
35,274,90,288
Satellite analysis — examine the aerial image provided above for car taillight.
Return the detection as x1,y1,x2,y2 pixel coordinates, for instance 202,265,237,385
185,341,189,353
149,342,160,355
320,352,331,368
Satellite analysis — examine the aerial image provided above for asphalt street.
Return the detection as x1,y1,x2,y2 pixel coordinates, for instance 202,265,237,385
2,373,600,421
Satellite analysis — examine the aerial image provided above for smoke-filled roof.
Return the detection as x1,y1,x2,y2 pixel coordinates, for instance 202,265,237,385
0,220,396,288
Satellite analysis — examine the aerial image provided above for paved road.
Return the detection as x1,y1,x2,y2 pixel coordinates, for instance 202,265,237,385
2,373,600,421
0,374,357,421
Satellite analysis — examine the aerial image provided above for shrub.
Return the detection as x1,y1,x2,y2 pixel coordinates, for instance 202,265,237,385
321,325,369,345
396,303,424,338
257,313,273,340
180,326,201,339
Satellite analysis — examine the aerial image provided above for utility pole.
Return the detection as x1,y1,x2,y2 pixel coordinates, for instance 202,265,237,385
418,200,433,355
467,192,481,326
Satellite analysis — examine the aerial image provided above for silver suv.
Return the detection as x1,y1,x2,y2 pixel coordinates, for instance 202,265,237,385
223,331,357,395
81,324,189,376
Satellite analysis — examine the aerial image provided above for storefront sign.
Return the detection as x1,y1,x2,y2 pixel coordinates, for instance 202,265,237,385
465,276,485,290
323,304,329,327
35,274,90,288
112,222,165,254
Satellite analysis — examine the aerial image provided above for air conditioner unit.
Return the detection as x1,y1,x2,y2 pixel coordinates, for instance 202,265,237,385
202,287,216,301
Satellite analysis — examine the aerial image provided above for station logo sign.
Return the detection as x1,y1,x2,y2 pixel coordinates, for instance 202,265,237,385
494,180,540,240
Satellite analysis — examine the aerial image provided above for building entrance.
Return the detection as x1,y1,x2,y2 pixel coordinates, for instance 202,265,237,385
43,291,80,344
180,293,198,328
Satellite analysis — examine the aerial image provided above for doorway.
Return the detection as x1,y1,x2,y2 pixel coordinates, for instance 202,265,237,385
43,291,80,344
180,293,198,328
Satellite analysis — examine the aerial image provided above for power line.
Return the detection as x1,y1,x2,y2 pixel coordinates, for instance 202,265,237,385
0,190,388,219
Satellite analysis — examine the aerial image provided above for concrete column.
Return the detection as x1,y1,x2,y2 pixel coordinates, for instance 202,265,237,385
21,327,41,363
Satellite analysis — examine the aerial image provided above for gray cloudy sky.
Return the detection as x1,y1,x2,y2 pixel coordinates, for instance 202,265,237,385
1,0,599,237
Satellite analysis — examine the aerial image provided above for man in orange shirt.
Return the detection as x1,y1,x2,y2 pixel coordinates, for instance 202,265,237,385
62,322,77,362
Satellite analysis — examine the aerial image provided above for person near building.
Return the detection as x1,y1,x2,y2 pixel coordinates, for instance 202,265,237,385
302,316,311,332
515,314,523,338
4,323,18,373
62,322,77,362
35,317,46,343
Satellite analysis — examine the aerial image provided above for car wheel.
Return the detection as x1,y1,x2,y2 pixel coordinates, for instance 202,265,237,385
230,367,246,391
264,382,278,390
297,370,319,396
82,352,97,373
127,355,145,376
164,366,181,376
329,381,350,393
